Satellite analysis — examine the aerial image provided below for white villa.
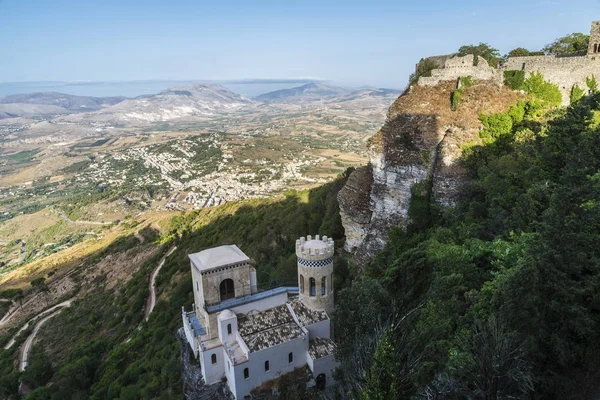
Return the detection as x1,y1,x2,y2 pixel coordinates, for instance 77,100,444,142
181,235,337,399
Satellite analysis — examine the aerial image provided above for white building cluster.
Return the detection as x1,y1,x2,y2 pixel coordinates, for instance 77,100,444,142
181,235,337,399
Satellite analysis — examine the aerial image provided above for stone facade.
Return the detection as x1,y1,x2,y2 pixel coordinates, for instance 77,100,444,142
503,54,600,105
296,235,335,316
418,21,600,105
418,54,500,87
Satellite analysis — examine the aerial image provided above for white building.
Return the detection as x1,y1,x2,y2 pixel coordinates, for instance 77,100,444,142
182,235,337,399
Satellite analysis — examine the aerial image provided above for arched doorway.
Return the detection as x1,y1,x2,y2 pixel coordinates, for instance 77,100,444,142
220,279,235,301
316,373,326,390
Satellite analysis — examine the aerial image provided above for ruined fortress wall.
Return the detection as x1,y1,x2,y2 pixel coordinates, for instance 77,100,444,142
503,55,600,104
418,55,498,86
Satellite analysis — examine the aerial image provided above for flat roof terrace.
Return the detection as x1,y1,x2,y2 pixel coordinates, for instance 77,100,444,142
206,286,299,313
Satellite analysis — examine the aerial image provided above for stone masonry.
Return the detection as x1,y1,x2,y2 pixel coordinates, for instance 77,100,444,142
418,20,600,105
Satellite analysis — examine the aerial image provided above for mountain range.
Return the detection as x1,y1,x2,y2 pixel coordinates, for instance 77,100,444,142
0,82,401,122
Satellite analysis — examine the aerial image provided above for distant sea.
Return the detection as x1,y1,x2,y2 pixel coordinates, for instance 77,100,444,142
0,80,316,99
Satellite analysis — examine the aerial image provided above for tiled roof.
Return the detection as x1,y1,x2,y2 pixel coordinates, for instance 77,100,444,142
238,304,305,352
308,337,336,359
288,299,329,326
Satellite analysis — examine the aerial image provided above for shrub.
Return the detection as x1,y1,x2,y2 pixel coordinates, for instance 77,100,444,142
504,70,525,90
452,89,463,111
586,75,598,94
461,76,474,88
523,72,562,108
408,58,438,86
479,112,514,141
570,84,585,104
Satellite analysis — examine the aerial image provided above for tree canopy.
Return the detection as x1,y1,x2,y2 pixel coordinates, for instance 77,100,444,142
543,32,590,55
457,43,502,66
505,47,544,58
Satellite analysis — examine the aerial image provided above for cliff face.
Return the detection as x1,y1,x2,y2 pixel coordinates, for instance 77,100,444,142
338,80,523,265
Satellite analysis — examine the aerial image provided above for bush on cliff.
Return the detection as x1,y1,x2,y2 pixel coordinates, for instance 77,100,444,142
336,87,600,398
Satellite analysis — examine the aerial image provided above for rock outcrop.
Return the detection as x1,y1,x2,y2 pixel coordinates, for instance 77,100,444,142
339,80,523,266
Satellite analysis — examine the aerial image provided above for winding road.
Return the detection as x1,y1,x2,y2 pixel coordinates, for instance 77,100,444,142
5,299,72,351
144,246,177,321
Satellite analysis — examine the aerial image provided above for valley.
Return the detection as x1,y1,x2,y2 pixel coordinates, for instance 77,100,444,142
0,82,399,273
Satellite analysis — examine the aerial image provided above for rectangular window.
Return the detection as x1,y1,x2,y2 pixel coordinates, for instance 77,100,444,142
288,352,293,363
321,276,326,296
196,281,199,291
310,278,316,297
244,367,249,380
265,360,270,372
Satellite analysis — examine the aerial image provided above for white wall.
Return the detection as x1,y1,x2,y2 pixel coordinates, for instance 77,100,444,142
308,354,338,387
200,345,226,385
305,319,330,340
231,334,308,399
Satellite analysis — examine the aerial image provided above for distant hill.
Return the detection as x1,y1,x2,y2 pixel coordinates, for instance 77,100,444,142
95,83,252,122
254,82,350,102
254,83,402,103
0,92,127,119
0,92,126,111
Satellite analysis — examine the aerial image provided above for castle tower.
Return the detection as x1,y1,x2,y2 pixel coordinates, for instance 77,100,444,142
296,235,335,315
588,20,600,56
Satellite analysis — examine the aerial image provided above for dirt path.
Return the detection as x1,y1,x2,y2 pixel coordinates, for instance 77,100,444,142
144,246,177,321
18,300,72,371
5,299,73,350
134,231,145,244
52,208,113,226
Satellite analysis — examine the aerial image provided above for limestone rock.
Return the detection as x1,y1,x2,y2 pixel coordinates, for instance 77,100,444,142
339,81,523,266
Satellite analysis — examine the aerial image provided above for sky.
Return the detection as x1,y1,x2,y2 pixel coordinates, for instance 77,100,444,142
1,0,599,89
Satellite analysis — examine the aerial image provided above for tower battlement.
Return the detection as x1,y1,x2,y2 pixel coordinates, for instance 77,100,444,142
295,235,335,261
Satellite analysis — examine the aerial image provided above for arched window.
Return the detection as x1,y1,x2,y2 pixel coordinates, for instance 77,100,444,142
321,276,326,296
299,275,304,294
219,279,235,301
264,360,270,371
211,354,217,364
244,368,249,379
227,323,232,335
288,352,294,363
309,278,316,297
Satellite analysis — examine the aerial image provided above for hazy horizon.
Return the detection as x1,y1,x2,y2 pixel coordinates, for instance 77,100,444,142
0,78,398,98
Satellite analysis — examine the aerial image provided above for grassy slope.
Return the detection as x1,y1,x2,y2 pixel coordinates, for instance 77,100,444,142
0,174,349,399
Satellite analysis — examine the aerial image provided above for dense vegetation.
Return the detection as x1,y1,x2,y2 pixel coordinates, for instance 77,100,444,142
334,76,600,398
0,176,348,399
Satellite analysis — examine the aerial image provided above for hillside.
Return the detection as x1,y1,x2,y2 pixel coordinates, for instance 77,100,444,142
66,83,252,123
333,70,600,397
0,178,349,399
0,92,126,119
254,82,350,102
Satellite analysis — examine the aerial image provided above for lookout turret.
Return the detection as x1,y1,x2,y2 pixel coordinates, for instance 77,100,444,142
296,235,335,315
588,20,600,55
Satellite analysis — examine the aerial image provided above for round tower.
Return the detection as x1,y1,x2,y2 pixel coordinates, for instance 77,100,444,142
296,235,335,315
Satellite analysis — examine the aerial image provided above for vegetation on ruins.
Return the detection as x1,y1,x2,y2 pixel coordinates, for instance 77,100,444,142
408,58,438,87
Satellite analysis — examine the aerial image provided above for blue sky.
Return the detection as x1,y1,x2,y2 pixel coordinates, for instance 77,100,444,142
1,0,599,88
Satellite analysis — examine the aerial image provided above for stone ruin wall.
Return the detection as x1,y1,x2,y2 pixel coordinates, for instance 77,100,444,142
503,54,600,105
418,52,600,105
418,54,500,87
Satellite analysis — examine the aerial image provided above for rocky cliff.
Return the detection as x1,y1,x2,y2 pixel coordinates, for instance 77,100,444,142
338,80,523,265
